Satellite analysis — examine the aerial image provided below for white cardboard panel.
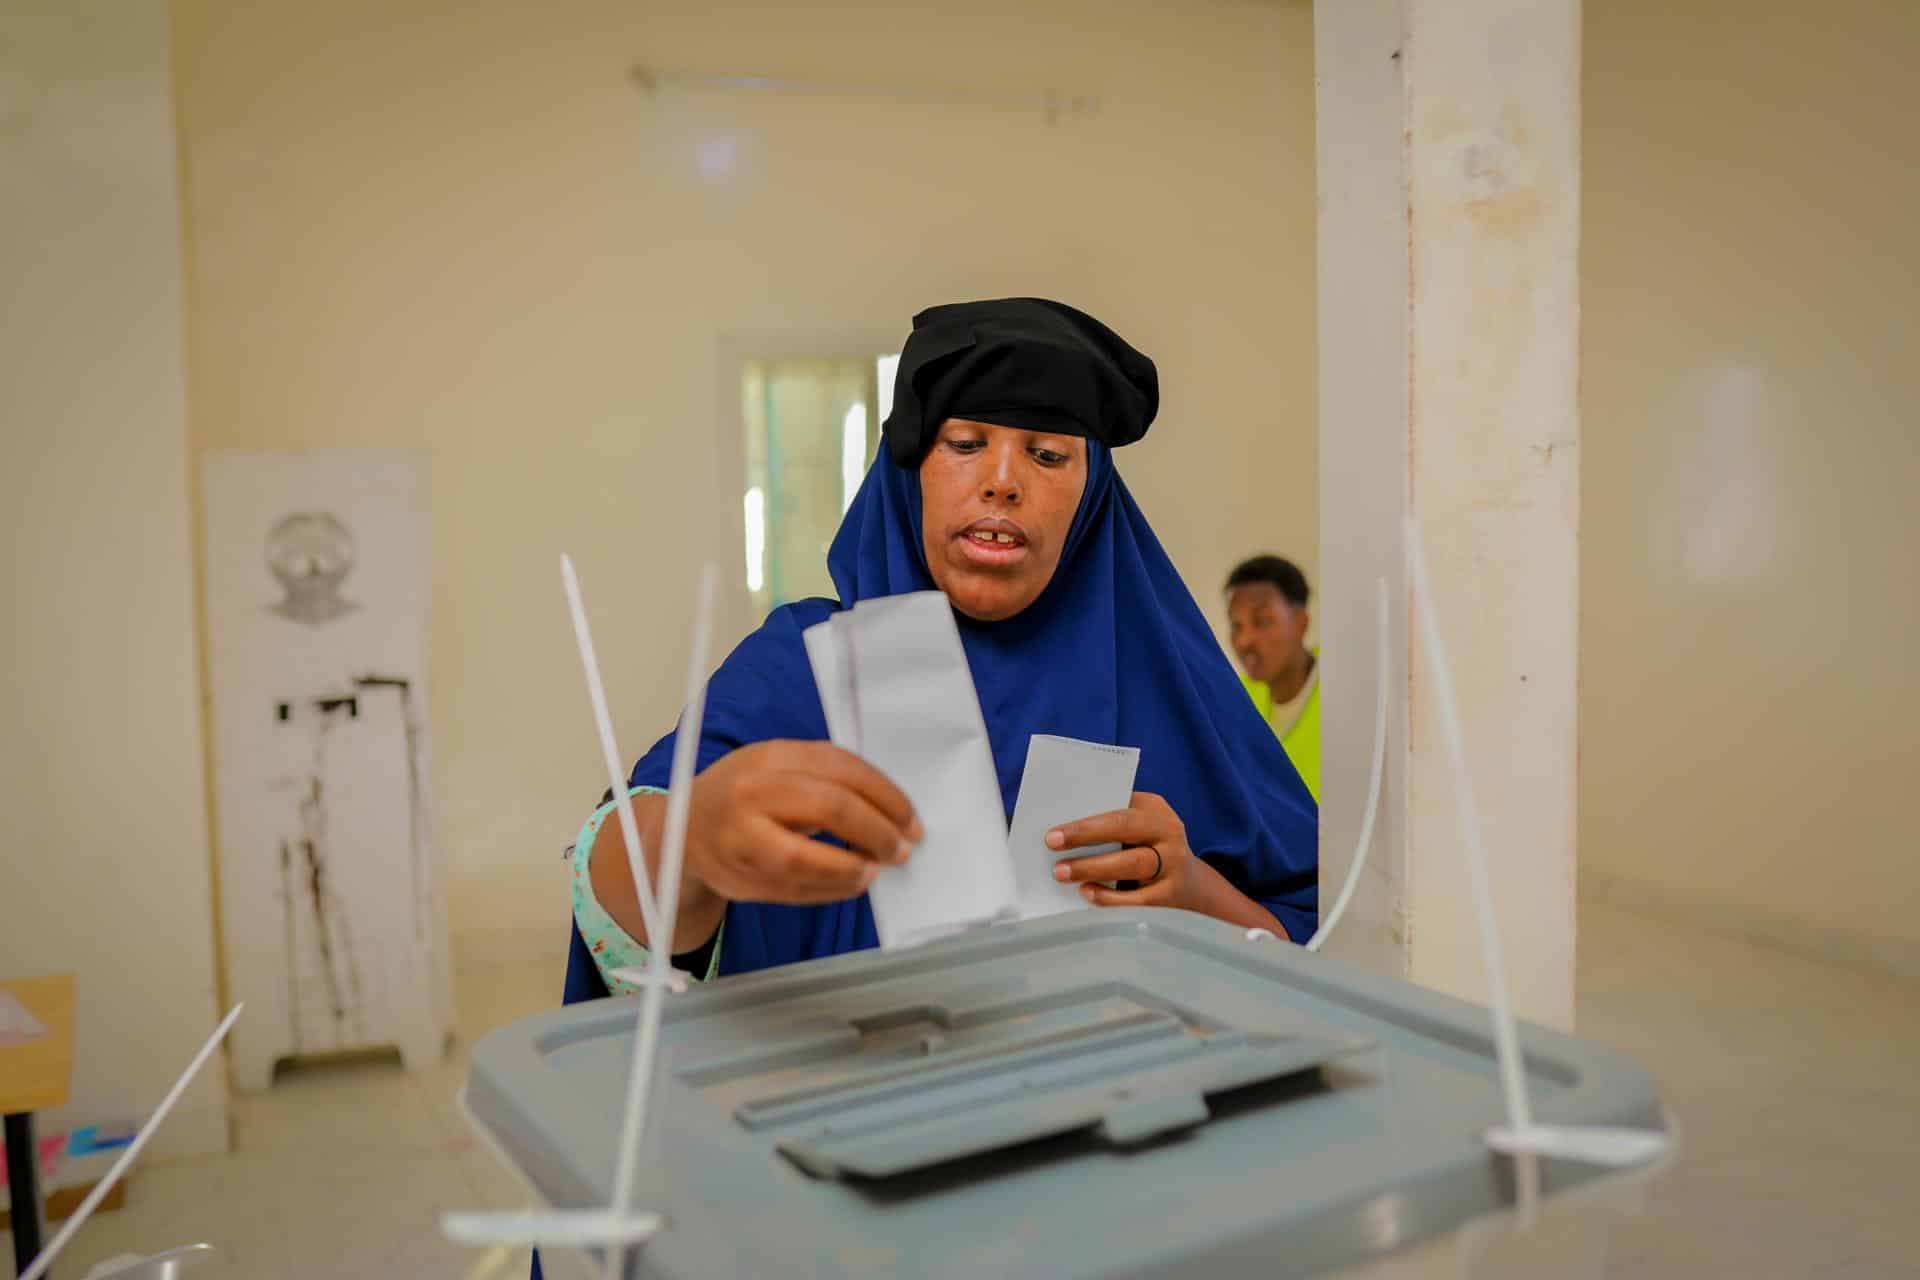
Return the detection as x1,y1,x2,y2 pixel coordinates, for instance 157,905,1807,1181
201,450,450,1088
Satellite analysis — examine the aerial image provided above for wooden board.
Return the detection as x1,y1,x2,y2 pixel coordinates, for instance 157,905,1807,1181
0,1180,126,1229
0,974,76,1114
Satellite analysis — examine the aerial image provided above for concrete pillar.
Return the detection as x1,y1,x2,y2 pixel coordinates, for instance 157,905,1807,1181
1315,0,1581,1029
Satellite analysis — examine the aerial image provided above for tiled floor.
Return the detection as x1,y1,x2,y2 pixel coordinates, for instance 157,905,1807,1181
13,905,1919,1278
1573,902,1919,1277
14,936,558,1280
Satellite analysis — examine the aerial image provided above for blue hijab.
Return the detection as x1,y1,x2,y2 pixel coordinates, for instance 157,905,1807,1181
604,431,1318,977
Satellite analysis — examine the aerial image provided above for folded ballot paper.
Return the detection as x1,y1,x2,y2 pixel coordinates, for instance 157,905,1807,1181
1007,733,1140,918
804,592,1139,947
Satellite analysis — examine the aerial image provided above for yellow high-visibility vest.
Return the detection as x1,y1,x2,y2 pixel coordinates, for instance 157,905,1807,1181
1240,661,1321,803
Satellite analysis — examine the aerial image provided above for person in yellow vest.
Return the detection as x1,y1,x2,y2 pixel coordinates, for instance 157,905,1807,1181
1225,555,1320,801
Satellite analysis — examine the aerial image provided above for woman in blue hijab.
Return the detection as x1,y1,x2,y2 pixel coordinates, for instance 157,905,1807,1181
567,298,1317,997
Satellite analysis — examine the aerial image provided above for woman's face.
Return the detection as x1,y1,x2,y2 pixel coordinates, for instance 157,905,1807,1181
920,418,1087,622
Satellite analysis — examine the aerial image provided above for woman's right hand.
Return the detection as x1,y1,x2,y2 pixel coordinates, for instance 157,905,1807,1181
683,741,921,906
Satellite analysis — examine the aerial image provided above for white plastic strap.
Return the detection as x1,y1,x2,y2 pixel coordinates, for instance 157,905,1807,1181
562,553,663,947
20,1005,243,1280
1405,518,1534,1140
599,564,714,1278
599,564,715,1280
441,1208,665,1247
1484,1124,1671,1167
1405,517,1667,1190
1306,576,1389,953
443,563,716,1275
606,966,692,994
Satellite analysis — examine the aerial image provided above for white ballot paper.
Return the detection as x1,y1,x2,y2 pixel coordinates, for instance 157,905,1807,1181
804,592,1017,948
1007,734,1141,918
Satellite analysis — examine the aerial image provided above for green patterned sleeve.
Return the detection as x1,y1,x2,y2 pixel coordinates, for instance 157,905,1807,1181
570,786,723,994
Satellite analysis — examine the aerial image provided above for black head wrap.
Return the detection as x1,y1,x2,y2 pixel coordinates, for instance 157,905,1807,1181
881,298,1159,465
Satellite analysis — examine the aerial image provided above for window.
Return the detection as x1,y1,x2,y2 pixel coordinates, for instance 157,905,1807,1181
741,353,899,612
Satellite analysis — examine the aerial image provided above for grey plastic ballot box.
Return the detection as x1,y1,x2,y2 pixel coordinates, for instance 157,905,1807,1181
463,910,1668,1279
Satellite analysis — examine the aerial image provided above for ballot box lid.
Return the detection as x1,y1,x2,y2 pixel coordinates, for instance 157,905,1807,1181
465,910,1666,1279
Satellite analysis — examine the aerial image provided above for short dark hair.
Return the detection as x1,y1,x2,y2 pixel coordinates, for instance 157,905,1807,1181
1226,555,1310,609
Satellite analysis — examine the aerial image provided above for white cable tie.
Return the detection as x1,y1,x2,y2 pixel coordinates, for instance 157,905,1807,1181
1484,1123,1671,1168
563,553,663,946
604,564,718,1280
80,1244,214,1280
1307,576,1391,953
441,1209,665,1248
20,1006,243,1280
607,967,692,994
1404,519,1533,1139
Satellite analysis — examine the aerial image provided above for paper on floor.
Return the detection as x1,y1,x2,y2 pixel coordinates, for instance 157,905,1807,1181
805,592,1017,948
0,990,47,1049
1007,735,1141,919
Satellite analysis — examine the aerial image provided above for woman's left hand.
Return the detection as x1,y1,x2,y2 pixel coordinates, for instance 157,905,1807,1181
1047,792,1286,934
1046,791,1217,911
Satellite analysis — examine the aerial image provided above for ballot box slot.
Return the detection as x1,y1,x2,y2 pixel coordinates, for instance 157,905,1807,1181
736,1009,1186,1131
774,1031,1367,1181
683,983,1224,1113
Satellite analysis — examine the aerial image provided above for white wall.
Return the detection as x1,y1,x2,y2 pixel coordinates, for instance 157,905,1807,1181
0,1,227,1157
169,0,1322,942
1581,0,1920,980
